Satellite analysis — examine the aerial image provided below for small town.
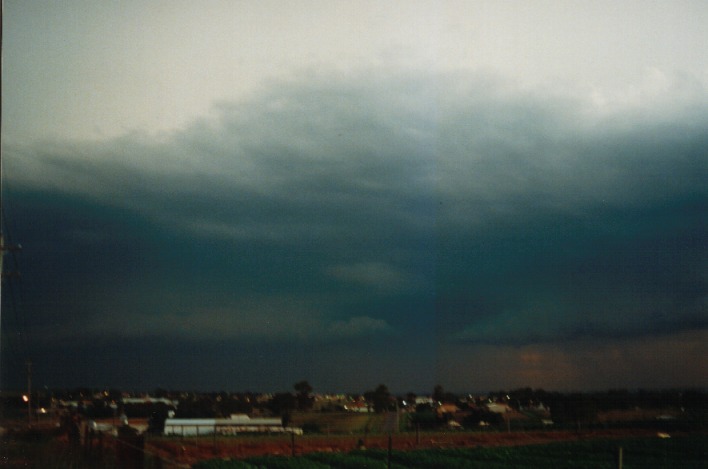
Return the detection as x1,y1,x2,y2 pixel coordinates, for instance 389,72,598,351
1,384,706,467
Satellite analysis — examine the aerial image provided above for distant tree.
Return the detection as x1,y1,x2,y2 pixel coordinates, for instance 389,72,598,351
603,389,632,411
409,409,439,429
433,385,445,403
682,389,708,413
174,397,216,418
268,393,297,416
363,391,375,412
294,380,313,395
218,395,253,416
508,387,534,409
462,408,503,428
294,380,314,411
549,393,597,429
443,391,458,404
368,384,392,413
415,402,433,413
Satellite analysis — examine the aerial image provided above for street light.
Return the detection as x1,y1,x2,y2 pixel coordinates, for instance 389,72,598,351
22,394,31,427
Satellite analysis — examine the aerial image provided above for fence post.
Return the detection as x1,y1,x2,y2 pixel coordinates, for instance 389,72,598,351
617,446,623,469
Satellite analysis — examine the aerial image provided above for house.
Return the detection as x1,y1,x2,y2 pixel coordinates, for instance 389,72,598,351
485,402,511,414
436,403,459,416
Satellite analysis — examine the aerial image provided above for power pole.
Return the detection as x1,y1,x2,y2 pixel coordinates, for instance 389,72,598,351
26,359,32,427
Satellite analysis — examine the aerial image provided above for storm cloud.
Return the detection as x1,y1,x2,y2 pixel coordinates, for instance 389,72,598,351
3,63,707,391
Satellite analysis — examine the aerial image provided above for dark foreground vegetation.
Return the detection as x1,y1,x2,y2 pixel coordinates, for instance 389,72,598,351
193,434,707,469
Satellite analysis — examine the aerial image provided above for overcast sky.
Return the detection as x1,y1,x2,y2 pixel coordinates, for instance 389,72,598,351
1,0,707,394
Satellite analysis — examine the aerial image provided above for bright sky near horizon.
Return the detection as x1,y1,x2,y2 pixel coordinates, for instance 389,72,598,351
1,1,707,393
4,1,707,141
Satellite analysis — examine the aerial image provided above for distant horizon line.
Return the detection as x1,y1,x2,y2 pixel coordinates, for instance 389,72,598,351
1,385,705,397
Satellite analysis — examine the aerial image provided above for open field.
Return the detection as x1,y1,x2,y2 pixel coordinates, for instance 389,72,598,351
191,433,708,469
148,429,699,467
2,426,705,468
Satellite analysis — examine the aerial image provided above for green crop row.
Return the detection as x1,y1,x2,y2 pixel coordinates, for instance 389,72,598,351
193,434,708,469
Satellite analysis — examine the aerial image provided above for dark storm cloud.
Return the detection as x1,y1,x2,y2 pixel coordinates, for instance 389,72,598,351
4,68,707,389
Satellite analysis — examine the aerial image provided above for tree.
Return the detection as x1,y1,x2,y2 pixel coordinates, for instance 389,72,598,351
174,397,216,418
218,394,254,416
367,384,392,413
268,393,297,416
294,380,314,411
409,409,439,429
294,380,313,395
433,385,445,403
462,408,503,428
405,392,417,410
548,393,597,429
